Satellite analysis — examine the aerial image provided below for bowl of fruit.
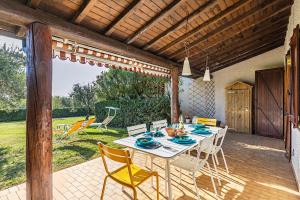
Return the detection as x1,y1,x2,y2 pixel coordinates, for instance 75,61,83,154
165,128,176,137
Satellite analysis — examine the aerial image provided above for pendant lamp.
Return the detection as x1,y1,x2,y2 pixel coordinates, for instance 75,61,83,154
181,12,192,77
182,56,191,76
203,55,210,82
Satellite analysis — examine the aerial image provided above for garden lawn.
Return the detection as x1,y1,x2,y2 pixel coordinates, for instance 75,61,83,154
0,116,127,190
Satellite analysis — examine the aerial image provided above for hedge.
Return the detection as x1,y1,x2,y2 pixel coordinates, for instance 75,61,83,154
95,96,171,128
0,107,91,122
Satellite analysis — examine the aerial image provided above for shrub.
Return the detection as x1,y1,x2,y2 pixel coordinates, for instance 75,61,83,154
0,107,91,122
95,96,170,128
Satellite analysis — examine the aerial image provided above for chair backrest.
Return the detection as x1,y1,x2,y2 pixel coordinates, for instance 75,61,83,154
66,120,85,135
98,142,134,185
81,118,96,129
214,126,228,150
152,119,168,129
127,124,147,136
195,136,214,170
196,118,217,127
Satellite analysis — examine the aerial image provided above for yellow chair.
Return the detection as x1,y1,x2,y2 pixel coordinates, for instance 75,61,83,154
79,117,96,132
196,118,217,126
98,142,159,200
65,120,85,135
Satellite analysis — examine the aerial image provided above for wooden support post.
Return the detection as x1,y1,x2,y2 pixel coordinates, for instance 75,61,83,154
26,22,53,200
171,68,179,123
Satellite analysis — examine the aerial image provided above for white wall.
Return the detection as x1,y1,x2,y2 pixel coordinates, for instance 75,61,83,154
284,0,300,191
213,46,284,123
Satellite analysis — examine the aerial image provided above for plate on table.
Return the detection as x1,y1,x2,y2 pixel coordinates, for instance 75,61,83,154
191,129,212,136
135,137,162,149
169,135,196,145
136,137,154,146
144,131,165,137
189,124,207,129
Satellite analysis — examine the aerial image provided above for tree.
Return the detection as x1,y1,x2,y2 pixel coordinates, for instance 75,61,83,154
0,44,26,109
52,96,72,109
94,69,169,100
69,83,95,115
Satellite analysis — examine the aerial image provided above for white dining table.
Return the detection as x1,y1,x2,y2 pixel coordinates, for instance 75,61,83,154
114,124,222,200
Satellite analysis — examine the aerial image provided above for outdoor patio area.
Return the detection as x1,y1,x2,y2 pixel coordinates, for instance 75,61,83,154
1,132,299,200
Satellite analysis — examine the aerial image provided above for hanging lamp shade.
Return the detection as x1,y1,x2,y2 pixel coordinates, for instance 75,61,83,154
182,57,192,76
203,55,210,81
203,67,210,81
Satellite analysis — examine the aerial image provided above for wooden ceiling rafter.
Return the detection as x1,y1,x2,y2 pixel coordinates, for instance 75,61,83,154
156,0,252,55
192,29,287,69
187,12,290,63
26,0,42,8
209,38,284,73
0,0,180,69
0,0,293,77
126,0,185,44
191,25,288,67
72,0,98,24
143,0,219,51
192,38,284,77
104,0,144,36
170,0,291,60
201,38,285,73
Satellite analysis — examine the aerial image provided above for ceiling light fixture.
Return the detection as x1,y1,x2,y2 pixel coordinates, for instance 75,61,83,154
203,55,211,82
181,9,192,77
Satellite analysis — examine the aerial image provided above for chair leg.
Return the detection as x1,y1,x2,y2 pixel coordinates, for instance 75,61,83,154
145,155,148,167
179,168,182,184
192,172,201,200
214,154,220,165
131,149,135,160
221,148,229,174
212,155,221,186
206,162,218,196
151,156,154,187
156,174,160,200
100,176,108,200
132,187,138,200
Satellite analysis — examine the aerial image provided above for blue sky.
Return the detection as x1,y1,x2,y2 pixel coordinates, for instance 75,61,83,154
0,35,107,96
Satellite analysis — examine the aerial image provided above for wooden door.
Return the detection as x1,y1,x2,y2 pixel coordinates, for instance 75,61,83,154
226,82,252,134
284,53,292,160
255,68,284,138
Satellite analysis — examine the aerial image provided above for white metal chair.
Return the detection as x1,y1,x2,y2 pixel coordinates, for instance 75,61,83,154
127,124,151,165
206,126,229,186
126,123,155,186
170,136,218,199
152,119,168,130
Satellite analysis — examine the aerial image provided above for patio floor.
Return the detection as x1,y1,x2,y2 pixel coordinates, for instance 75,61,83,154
0,132,299,200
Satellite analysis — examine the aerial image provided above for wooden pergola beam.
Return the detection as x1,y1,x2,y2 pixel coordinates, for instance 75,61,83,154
170,0,291,60
126,0,184,44
192,31,286,69
193,38,284,76
72,0,97,24
105,0,144,36
171,68,179,123
143,0,218,51
26,22,53,200
26,0,42,8
157,0,251,55
0,0,180,69
187,14,290,63
210,39,284,73
189,16,289,64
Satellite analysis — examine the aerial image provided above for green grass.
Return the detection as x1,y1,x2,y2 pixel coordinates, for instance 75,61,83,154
0,116,127,190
